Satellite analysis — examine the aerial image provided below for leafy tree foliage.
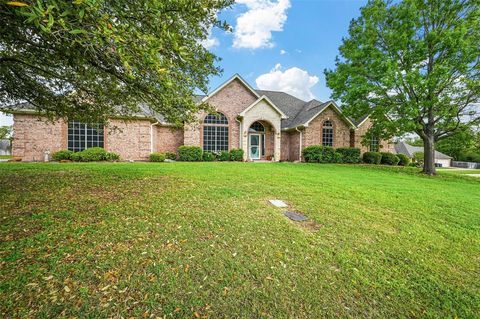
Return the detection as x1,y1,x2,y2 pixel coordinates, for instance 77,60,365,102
325,0,480,175
0,0,233,124
0,125,12,139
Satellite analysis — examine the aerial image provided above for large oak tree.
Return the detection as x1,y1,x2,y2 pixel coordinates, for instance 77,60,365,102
325,0,480,175
0,0,233,124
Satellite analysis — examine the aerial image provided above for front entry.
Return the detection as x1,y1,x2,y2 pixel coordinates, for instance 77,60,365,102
249,133,261,160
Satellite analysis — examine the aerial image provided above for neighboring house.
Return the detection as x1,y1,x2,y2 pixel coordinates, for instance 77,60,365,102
394,141,452,167
0,139,11,156
5,74,393,162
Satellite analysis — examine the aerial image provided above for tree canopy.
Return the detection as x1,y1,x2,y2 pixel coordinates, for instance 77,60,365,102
325,0,480,174
0,0,233,124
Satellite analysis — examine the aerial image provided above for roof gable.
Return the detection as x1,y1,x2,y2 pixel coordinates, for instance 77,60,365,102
202,74,260,103
303,101,356,128
239,96,288,119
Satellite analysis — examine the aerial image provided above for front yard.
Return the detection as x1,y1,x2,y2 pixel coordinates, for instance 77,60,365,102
0,162,479,318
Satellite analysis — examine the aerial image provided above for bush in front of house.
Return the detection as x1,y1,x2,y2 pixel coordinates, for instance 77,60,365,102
397,153,411,166
218,151,230,161
202,152,215,161
229,148,244,161
335,147,361,163
52,149,73,161
178,146,202,162
165,152,176,160
149,152,166,162
363,152,382,164
104,152,120,161
302,145,336,163
380,152,400,165
70,147,111,162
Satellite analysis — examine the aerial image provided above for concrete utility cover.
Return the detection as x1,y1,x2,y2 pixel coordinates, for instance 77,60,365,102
269,199,288,208
284,211,309,222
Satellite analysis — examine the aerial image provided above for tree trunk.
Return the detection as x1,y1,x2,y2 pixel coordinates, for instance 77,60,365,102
422,136,437,175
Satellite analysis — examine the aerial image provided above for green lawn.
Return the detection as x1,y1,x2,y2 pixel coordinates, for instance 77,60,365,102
1,163,479,318
0,155,12,160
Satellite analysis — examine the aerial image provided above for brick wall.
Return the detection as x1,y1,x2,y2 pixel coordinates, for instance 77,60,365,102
184,78,258,150
303,107,351,149
354,118,394,153
12,114,67,161
156,126,184,153
289,130,301,161
106,119,152,161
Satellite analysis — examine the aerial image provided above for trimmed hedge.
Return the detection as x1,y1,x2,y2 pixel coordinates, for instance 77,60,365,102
218,151,230,161
178,146,202,162
202,152,215,161
397,153,411,166
165,152,177,160
335,147,360,163
52,150,73,161
380,152,400,165
105,152,120,161
302,145,336,163
69,147,119,162
229,148,244,161
363,152,382,164
149,152,165,162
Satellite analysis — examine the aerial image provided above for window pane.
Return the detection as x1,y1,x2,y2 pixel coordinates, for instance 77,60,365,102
68,121,104,152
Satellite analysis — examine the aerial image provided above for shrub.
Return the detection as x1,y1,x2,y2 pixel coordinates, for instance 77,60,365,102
458,150,480,163
218,151,230,161
52,149,73,161
397,153,411,166
229,148,244,161
363,152,382,164
149,152,165,162
105,152,120,161
165,152,177,160
71,147,108,162
380,152,400,165
413,152,424,166
335,147,360,164
302,145,336,163
202,152,215,162
178,146,202,162
333,152,343,163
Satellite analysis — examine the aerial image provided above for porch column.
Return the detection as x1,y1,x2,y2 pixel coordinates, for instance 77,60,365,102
274,131,281,162
242,128,248,161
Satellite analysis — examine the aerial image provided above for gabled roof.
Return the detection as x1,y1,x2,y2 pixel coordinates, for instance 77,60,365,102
202,74,260,102
394,141,452,159
239,95,288,119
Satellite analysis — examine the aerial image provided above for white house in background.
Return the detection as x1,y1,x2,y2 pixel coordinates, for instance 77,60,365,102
394,141,452,167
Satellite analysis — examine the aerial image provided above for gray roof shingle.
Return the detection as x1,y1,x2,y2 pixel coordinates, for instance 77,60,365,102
394,141,452,159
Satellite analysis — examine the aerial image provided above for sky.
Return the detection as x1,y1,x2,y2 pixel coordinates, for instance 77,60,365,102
0,0,369,126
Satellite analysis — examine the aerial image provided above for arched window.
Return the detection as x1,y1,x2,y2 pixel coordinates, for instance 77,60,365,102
370,135,379,152
203,113,229,152
322,121,333,147
249,121,265,133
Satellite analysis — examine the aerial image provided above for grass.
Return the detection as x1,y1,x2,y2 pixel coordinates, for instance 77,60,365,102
0,155,12,159
0,162,479,318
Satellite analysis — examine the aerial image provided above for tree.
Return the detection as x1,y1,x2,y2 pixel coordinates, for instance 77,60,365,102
0,125,12,140
435,127,476,159
325,0,480,175
0,0,233,124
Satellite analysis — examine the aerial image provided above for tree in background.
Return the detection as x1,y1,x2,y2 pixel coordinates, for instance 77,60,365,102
0,125,12,140
0,0,233,124
325,0,480,175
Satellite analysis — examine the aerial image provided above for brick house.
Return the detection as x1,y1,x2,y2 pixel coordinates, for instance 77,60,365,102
6,74,393,162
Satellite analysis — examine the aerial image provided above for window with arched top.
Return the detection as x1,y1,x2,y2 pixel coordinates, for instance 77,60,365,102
203,113,229,152
248,121,265,133
322,120,334,147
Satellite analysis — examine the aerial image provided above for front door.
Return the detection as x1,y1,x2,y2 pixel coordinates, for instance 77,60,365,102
249,134,261,160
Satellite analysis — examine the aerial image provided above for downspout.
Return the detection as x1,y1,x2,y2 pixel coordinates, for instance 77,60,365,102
150,121,159,153
295,126,303,162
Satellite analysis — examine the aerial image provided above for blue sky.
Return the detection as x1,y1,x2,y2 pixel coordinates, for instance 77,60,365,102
0,0,368,126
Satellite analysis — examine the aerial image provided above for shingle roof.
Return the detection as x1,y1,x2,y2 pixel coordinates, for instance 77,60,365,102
394,141,452,159
254,90,308,128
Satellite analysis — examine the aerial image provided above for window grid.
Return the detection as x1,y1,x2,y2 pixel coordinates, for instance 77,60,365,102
322,121,334,147
370,135,379,152
68,121,104,152
203,113,229,152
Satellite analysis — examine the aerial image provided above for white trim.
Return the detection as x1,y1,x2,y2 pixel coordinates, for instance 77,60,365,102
249,133,261,160
239,95,288,119
303,101,356,128
202,74,260,103
355,115,370,127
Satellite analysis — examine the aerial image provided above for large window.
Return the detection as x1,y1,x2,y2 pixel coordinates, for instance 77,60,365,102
68,121,104,152
203,113,229,152
370,135,379,152
322,120,334,147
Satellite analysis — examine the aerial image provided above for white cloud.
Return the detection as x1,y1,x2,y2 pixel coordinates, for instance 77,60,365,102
233,0,291,49
200,29,220,49
280,49,287,55
256,64,319,101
